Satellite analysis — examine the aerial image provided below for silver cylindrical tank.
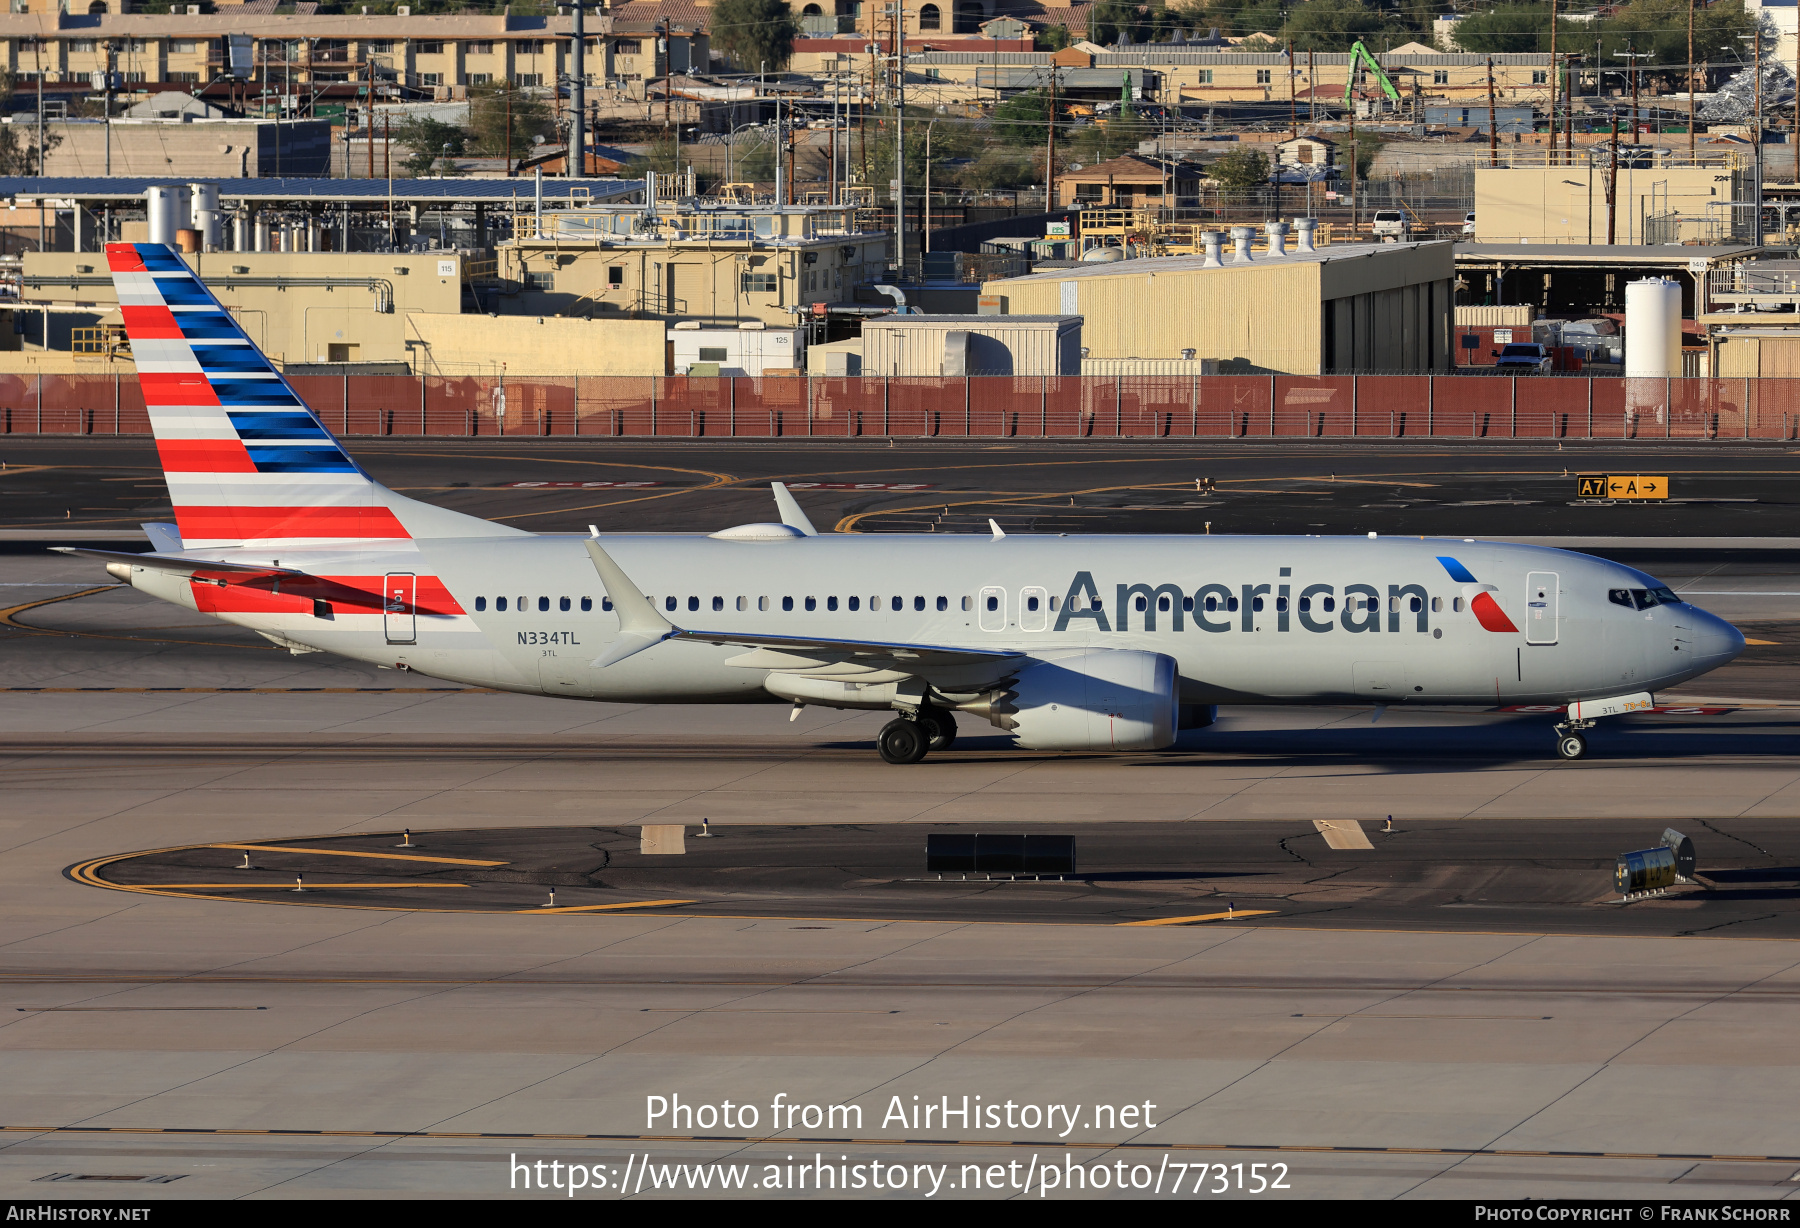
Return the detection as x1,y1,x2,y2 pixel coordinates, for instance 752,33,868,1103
145,185,185,245
193,209,223,250
1625,277,1682,379
187,183,219,230
253,216,271,252
231,211,249,252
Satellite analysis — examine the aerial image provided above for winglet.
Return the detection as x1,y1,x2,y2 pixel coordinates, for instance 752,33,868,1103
770,483,819,536
989,518,1006,541
583,539,677,668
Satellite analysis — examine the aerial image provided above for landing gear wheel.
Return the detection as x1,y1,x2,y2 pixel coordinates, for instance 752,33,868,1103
877,717,929,764
1555,732,1588,761
918,707,957,752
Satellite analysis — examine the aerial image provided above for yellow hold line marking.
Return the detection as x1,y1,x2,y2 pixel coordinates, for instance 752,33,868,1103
208,843,508,867
1120,910,1279,927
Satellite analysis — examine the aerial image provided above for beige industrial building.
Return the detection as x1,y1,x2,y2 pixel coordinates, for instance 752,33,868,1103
497,201,892,326
982,237,1455,374
1473,153,1750,245
17,249,462,371
18,116,331,179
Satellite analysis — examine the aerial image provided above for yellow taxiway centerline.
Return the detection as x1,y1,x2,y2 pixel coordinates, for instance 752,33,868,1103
1119,910,1279,927
208,844,508,867
521,899,697,914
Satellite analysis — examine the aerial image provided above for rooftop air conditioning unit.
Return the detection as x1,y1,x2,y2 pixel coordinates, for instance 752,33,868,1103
187,4,200,13
396,4,410,13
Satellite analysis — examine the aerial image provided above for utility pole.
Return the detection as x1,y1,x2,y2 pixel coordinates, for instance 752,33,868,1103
1287,38,1296,138
661,17,671,133
894,1,906,271
1688,0,1697,159
571,1,585,178
1045,65,1058,219
1308,49,1315,124
1487,56,1498,168
1607,112,1619,243
102,42,115,176
34,38,43,183
366,58,375,179
1548,0,1558,164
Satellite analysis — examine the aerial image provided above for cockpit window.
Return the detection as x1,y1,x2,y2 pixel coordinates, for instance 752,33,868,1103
1610,586,1680,610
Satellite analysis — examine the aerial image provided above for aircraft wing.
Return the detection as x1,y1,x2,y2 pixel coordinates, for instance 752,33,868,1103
50,547,308,579
669,627,1020,668
583,536,1020,671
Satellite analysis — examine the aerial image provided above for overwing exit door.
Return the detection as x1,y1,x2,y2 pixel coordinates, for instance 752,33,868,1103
384,572,416,644
1525,571,1558,644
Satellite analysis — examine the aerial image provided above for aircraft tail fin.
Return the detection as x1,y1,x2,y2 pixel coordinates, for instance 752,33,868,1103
106,242,523,551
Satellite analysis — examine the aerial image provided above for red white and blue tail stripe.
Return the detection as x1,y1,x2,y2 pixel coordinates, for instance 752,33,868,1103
108,241,413,551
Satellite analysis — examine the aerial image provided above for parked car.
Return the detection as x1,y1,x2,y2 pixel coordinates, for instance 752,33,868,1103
1371,209,1408,240
1462,211,1476,236
1492,342,1554,373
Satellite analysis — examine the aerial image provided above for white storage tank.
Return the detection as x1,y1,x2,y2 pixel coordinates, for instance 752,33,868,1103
145,185,186,246
1625,277,1682,378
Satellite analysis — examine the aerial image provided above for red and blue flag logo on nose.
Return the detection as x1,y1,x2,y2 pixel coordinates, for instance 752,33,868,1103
1437,556,1519,633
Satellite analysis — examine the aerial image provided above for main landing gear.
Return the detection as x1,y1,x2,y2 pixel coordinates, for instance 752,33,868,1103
876,707,956,764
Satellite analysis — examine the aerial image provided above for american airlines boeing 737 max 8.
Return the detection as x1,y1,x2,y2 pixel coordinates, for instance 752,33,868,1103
53,243,1746,764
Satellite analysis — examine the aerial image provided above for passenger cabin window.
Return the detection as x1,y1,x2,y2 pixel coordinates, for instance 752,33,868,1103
1027,595,1041,612
581,597,593,612
805,597,817,611
560,597,571,611
986,595,1000,612
537,596,549,612
518,595,526,610
937,596,948,611
827,596,839,611
665,596,678,612
713,596,724,612
602,597,613,611
1452,597,1463,612
848,596,860,611
916,596,927,611
1410,596,1423,613
783,597,794,611
962,596,973,611
1431,596,1443,613
688,596,699,612
737,597,747,611
760,596,771,611
497,597,508,611
475,596,487,611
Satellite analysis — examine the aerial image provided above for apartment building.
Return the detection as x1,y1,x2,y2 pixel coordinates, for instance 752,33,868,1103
0,10,706,96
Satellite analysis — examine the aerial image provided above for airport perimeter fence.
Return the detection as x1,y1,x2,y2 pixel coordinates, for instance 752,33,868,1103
5,373,1800,442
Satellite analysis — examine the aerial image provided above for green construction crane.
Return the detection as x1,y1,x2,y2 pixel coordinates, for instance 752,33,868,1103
1343,40,1401,106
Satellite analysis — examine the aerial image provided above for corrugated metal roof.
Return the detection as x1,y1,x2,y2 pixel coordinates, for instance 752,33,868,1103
0,176,644,202
996,239,1447,282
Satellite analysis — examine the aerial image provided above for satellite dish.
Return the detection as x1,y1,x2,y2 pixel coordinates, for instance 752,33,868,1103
533,134,546,146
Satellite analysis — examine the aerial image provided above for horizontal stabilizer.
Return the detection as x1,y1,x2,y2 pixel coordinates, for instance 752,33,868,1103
50,547,309,579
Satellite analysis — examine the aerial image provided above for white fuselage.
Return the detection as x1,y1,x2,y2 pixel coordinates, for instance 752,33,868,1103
127,532,1744,710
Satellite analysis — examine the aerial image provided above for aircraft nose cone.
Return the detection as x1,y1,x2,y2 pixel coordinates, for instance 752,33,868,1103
1694,611,1746,666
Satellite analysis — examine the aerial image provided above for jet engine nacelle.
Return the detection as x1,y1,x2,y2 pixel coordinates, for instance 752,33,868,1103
977,648,1179,752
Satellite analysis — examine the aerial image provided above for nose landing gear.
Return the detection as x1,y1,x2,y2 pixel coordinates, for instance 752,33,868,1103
1554,728,1589,760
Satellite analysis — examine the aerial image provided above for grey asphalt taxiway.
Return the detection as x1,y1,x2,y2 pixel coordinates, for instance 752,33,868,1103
3,440,1800,1200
